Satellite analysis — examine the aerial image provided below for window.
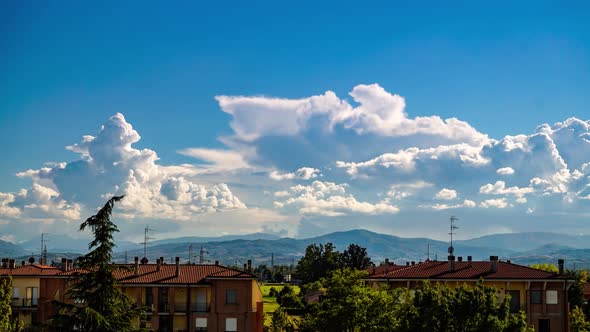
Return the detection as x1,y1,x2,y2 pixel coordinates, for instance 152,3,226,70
26,287,38,306
530,290,542,304
225,318,237,332
195,317,207,331
145,287,153,307
507,290,520,313
226,289,237,304
12,287,19,299
546,290,558,304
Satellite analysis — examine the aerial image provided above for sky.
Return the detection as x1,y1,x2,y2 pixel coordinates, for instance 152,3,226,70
1,1,589,244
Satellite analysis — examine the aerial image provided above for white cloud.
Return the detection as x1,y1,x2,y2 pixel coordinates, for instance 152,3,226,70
1,113,246,223
215,84,487,144
435,188,457,200
496,167,515,175
0,234,16,243
479,181,533,199
269,167,320,181
177,148,250,171
480,198,511,209
273,180,399,216
387,181,434,200
427,199,476,210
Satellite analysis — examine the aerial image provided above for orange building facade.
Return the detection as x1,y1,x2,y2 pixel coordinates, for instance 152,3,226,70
367,256,573,332
2,257,264,332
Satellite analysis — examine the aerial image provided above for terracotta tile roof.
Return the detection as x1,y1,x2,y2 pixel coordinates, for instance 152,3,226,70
54,264,256,284
0,264,62,276
367,260,559,280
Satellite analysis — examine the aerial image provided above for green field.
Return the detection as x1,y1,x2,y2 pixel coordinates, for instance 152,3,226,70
260,283,300,326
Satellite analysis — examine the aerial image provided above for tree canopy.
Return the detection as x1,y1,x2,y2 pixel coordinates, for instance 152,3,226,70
298,269,533,332
296,243,372,283
49,196,143,332
0,276,23,332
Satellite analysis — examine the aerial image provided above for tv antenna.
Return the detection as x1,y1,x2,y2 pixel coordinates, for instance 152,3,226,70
140,225,155,259
188,244,194,264
40,233,50,265
448,216,459,255
426,243,432,261
199,246,208,264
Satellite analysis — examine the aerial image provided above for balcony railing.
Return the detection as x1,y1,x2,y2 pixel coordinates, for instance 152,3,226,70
191,303,210,312
12,298,37,307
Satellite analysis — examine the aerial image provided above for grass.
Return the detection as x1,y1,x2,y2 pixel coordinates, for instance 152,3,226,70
260,283,301,326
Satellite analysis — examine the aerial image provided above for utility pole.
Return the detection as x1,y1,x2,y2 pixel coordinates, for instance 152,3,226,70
188,244,194,264
140,225,155,259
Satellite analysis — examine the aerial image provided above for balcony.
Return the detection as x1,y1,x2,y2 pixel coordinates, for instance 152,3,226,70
12,298,37,308
191,303,210,312
158,303,170,312
174,302,187,312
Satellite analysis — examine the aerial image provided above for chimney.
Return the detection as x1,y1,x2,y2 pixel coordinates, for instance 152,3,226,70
384,258,389,265
506,259,511,264
1,258,7,268
160,257,164,265
175,257,180,277
9,259,15,269
243,263,247,271
458,256,463,262
61,258,67,271
21,261,25,267
67,259,73,272
411,261,415,266
134,256,139,275
490,256,498,273
406,262,410,266
467,256,472,266
448,255,455,272
215,260,219,266
558,259,564,275
247,259,252,273
156,259,161,271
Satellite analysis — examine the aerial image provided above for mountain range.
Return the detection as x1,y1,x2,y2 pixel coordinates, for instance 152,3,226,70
2,230,589,269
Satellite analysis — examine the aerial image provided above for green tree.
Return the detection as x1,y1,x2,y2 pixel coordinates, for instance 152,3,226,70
0,276,23,332
270,308,297,332
299,269,400,332
49,196,144,331
571,306,590,332
296,243,341,283
342,244,372,270
530,263,558,273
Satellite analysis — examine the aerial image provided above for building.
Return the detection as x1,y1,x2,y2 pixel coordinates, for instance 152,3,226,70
366,256,573,332
0,258,61,330
2,257,264,332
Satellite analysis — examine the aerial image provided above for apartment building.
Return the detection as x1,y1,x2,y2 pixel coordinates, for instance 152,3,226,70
366,256,573,332
0,258,61,330
2,257,263,332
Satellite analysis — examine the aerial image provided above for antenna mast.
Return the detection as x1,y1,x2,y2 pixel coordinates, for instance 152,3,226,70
426,243,432,261
188,244,194,264
448,216,459,256
140,225,155,259
199,246,208,264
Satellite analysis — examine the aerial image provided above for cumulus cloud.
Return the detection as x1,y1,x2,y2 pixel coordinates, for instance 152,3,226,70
480,198,511,209
479,181,533,200
0,113,246,223
269,167,320,181
177,148,250,171
496,167,515,175
427,199,476,210
216,84,487,144
273,180,399,216
435,188,458,200
386,181,434,200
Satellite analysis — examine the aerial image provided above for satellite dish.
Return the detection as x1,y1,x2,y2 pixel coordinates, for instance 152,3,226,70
28,257,35,264
140,257,149,264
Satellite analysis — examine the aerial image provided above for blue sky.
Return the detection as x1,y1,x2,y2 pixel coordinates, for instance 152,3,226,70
1,1,589,243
